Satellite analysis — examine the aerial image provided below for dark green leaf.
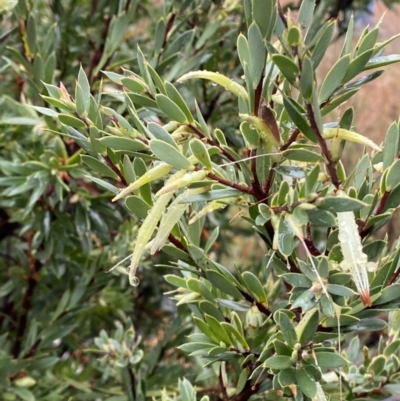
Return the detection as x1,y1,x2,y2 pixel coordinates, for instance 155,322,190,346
374,283,400,305
100,136,148,152
248,22,266,88
156,94,188,123
149,139,192,170
283,149,324,163
189,139,212,169
165,82,194,123
272,55,299,85
296,367,317,398
206,270,242,299
346,318,387,331
275,310,298,347
311,21,335,68
281,273,312,288
58,113,86,128
81,155,120,180
327,284,357,297
278,215,294,257
263,355,293,370
364,55,400,70
283,97,317,142
315,352,347,368
386,159,400,191
180,189,242,203
147,122,179,150
319,55,350,102
242,271,267,303
316,196,366,212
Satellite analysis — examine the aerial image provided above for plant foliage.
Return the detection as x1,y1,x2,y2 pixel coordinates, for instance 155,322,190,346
2,0,400,401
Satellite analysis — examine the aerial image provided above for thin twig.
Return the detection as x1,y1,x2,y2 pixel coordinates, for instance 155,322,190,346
360,190,391,238
104,155,128,186
263,163,276,196
280,128,300,151
207,171,255,195
218,366,229,401
250,149,266,199
239,289,272,318
305,103,341,188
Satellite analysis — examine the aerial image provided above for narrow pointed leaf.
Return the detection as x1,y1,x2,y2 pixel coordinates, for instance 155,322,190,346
150,139,193,170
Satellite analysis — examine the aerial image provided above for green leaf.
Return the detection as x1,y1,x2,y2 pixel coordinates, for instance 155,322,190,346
357,27,379,55
385,159,400,191
311,21,335,68
383,122,399,170
12,388,35,401
283,97,317,142
99,136,148,152
178,70,248,101
84,175,119,193
121,76,147,92
165,82,194,123
278,368,296,386
315,352,347,368
242,271,267,303
204,314,232,346
206,270,242,299
327,284,357,297
237,34,250,70
346,318,387,331
299,56,314,100
275,310,298,347
240,121,259,148
374,283,400,305
252,0,276,39
189,139,212,169
296,367,317,398
147,122,179,150
272,55,298,85
77,65,91,113
319,55,350,102
156,94,188,123
248,22,265,88
343,49,374,82
125,196,151,219
287,27,300,46
81,155,120,180
263,355,293,370
281,273,312,288
221,322,249,349
58,113,86,129
364,54,400,70
180,189,242,203
370,355,386,376
298,0,315,33
384,384,400,395
296,308,319,344
128,93,158,109
277,216,294,257
283,149,324,163
316,196,366,212
149,139,192,170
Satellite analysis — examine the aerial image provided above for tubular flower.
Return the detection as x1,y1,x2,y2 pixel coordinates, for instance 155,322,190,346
337,211,377,306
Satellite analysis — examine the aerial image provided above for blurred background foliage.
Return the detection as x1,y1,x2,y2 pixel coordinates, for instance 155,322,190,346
1,0,400,400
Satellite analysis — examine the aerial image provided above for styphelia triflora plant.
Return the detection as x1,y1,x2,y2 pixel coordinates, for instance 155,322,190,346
31,0,400,399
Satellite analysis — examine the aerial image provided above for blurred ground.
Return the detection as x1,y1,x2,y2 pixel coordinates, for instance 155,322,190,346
318,2,400,149
317,2,400,242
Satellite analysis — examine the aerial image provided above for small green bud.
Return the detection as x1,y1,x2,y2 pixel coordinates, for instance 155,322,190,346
14,376,36,388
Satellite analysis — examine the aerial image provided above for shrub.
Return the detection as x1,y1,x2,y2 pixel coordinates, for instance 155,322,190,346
2,0,400,400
